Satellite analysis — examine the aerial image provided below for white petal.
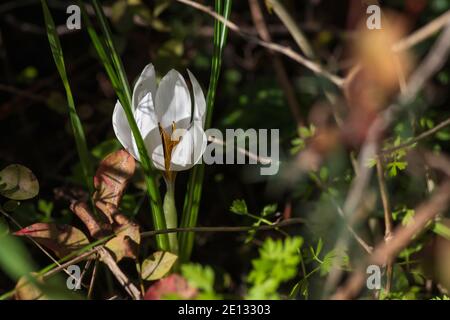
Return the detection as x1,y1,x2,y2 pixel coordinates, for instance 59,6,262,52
112,100,139,160
170,122,207,171
132,64,157,111
187,69,206,127
134,92,160,161
155,69,191,131
151,142,166,171
135,92,158,140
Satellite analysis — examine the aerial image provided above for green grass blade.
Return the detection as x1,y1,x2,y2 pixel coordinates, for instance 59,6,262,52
179,0,232,263
85,1,169,251
41,0,93,194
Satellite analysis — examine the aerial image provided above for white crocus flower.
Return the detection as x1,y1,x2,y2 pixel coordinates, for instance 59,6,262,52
112,64,207,181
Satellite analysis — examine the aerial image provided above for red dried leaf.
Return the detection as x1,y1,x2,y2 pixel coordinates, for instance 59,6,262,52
144,274,197,300
14,223,90,258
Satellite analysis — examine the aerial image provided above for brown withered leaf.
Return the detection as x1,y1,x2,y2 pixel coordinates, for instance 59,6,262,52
93,149,135,219
15,275,46,300
0,164,39,200
70,201,112,239
14,223,90,258
144,274,197,300
102,203,141,261
141,251,178,281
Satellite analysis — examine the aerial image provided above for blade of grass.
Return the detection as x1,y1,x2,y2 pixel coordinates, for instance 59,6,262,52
178,0,232,263
82,1,169,251
41,0,93,194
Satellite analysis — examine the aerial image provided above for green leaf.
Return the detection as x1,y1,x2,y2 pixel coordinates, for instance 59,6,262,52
315,238,324,257
261,204,277,217
0,222,36,281
248,237,302,288
230,199,248,215
319,249,349,276
41,0,94,193
178,0,233,263
81,0,169,251
141,251,178,281
2,200,20,212
0,164,39,200
402,209,415,226
91,139,122,159
0,216,9,236
436,130,450,141
432,221,450,240
181,263,216,294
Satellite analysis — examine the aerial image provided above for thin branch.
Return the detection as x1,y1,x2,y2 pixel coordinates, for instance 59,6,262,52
98,248,142,300
208,136,273,165
248,0,303,127
333,180,450,300
401,22,450,104
175,0,345,87
141,218,305,238
393,10,450,52
324,20,450,296
268,0,315,59
43,248,99,279
381,117,450,155
375,157,394,293
88,256,99,299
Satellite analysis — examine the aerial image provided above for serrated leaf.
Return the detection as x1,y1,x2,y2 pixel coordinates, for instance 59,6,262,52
181,263,216,294
230,199,248,215
141,251,178,281
14,223,90,258
320,249,349,276
0,165,39,200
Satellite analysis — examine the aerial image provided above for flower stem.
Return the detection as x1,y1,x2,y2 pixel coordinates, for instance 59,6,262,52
163,179,179,254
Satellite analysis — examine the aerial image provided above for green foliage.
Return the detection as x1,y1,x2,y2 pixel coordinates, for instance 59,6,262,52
431,295,450,300
230,199,248,215
41,0,94,194
392,206,415,226
181,263,222,299
290,124,316,155
79,0,169,251
247,237,303,299
179,0,233,263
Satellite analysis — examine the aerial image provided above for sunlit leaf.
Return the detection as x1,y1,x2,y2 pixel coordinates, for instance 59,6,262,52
104,212,140,261
0,164,39,200
93,149,135,211
15,275,46,300
230,199,248,215
14,223,90,258
141,251,178,281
